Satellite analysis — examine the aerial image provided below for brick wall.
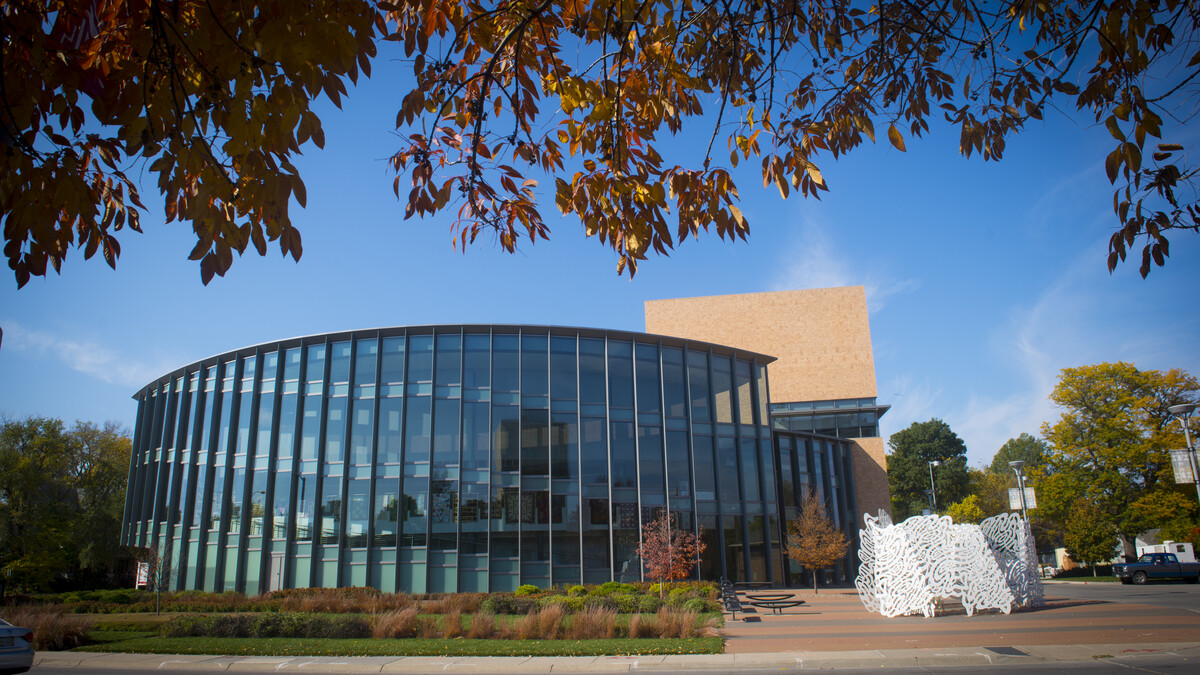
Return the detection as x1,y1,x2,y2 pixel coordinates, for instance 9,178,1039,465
645,287,878,402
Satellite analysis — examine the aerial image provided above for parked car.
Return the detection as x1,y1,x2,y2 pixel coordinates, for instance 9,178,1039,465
1113,552,1200,585
0,618,33,674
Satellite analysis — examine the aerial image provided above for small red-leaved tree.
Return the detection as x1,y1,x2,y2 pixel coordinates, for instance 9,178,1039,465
636,510,707,597
786,493,849,594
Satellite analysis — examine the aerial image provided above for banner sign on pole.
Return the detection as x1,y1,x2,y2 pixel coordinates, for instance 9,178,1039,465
1170,449,1195,484
1008,487,1037,510
135,562,149,588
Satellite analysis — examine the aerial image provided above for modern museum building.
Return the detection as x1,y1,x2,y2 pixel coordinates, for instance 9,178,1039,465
121,288,890,593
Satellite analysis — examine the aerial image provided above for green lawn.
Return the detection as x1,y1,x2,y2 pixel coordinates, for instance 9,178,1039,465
1047,575,1120,583
76,634,724,657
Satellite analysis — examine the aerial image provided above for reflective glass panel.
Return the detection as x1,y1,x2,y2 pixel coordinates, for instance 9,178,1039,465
550,412,578,480
521,409,549,476
578,339,606,405
329,342,351,383
492,335,519,391
463,334,490,388
712,356,733,424
380,337,405,384
407,335,433,384
735,360,753,425
354,340,377,386
435,334,461,387
638,425,664,494
521,335,549,396
609,421,636,488
634,343,660,413
492,405,519,472
550,336,577,399
687,351,711,422
580,417,607,484
404,397,431,465
462,400,490,470
607,341,633,409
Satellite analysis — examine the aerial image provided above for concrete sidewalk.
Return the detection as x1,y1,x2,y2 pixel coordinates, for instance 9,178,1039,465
722,588,1200,652
32,643,1200,672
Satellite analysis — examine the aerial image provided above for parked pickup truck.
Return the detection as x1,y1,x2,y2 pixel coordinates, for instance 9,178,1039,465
1113,553,1200,584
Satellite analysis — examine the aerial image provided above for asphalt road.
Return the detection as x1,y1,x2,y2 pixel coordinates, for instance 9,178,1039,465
1045,579,1200,613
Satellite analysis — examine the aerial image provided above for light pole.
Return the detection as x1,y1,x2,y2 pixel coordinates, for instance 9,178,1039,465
1167,403,1200,504
927,460,941,512
1009,460,1029,521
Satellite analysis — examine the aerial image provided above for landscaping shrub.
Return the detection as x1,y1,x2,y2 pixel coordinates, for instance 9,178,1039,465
264,586,381,601
536,604,565,639
514,584,540,596
417,614,441,639
590,581,637,597
466,611,495,639
565,607,617,640
511,610,541,640
681,597,718,614
421,592,483,615
540,590,585,612
666,587,692,606
628,613,658,639
610,593,637,613
567,584,588,597
581,595,618,612
3,606,92,651
655,608,697,638
637,595,665,613
480,594,536,615
370,607,419,639
441,609,464,639
160,612,370,639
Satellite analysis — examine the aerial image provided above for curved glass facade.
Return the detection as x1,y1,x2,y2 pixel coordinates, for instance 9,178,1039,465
122,325,857,593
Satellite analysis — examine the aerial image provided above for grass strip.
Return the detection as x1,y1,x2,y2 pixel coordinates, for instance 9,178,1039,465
75,635,723,657
85,630,158,644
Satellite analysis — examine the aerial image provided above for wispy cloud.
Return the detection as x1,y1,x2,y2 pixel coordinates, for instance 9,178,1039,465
878,373,943,444
3,322,174,388
947,237,1199,466
769,217,919,312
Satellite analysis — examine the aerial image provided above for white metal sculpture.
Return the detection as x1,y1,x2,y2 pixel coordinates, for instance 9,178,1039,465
980,511,1045,608
856,511,1043,617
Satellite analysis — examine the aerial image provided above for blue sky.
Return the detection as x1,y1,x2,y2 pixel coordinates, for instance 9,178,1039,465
2,56,1197,469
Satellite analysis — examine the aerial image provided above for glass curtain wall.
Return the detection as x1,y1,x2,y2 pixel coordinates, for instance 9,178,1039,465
123,327,788,593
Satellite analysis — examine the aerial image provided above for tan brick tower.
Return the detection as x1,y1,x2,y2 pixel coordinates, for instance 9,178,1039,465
645,287,891,524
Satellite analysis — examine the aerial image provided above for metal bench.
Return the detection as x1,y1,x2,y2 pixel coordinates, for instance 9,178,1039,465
747,599,806,615
719,578,746,620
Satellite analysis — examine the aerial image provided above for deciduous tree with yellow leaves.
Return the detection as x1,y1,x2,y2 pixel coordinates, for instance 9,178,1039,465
1039,362,1198,555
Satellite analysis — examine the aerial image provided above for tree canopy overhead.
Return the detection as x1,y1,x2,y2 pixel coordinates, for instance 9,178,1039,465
4,0,1199,287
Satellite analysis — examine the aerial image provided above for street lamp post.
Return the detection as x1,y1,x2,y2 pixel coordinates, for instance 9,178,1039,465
1167,403,1200,504
927,460,941,512
1009,460,1029,521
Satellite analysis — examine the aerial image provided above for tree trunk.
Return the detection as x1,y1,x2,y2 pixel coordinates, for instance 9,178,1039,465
813,570,819,594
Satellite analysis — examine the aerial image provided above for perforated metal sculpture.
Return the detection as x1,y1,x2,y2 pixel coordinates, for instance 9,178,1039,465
856,511,1043,617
